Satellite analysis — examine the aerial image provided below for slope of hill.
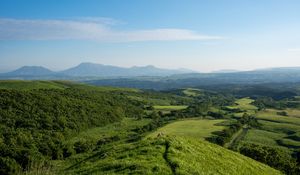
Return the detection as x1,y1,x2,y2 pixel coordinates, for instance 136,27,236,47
0,80,66,90
64,136,281,175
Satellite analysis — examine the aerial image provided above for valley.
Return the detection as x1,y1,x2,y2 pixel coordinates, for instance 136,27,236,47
0,80,300,174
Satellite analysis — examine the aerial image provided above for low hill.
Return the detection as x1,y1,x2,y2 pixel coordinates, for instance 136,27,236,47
65,136,281,175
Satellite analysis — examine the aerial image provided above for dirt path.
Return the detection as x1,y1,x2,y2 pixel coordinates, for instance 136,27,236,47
225,125,249,150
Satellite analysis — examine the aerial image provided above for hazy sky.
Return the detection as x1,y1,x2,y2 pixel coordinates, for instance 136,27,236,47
1,0,300,72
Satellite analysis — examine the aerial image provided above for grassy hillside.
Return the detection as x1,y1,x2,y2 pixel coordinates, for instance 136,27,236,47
63,136,281,175
0,80,66,90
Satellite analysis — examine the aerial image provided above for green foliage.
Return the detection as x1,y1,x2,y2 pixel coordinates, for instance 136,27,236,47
0,80,66,90
0,87,143,173
73,139,95,153
240,113,260,128
207,113,260,146
0,157,22,175
277,111,288,116
207,111,225,119
252,97,287,110
239,143,299,174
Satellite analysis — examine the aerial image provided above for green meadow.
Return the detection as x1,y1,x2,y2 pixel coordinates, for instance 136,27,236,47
62,136,281,175
147,119,226,139
223,97,300,158
228,97,258,111
182,88,203,97
153,105,188,111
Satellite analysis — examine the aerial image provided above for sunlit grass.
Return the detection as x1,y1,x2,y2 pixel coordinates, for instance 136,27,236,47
147,119,226,139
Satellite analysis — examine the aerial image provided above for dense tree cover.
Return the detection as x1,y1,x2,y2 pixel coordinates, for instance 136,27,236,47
207,122,242,146
0,88,143,174
233,87,297,100
240,143,300,174
221,106,245,113
252,97,293,110
207,111,225,119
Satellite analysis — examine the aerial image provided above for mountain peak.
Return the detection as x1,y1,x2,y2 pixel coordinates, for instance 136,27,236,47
6,66,54,76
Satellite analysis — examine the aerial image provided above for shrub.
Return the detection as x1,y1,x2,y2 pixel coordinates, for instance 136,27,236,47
0,157,22,175
74,140,94,153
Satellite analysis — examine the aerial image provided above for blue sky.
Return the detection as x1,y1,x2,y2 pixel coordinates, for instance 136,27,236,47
0,0,300,72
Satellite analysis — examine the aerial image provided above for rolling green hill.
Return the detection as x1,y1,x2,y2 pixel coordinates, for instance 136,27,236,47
63,136,281,175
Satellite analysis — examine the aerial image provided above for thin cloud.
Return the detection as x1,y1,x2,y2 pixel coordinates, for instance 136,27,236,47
0,18,223,42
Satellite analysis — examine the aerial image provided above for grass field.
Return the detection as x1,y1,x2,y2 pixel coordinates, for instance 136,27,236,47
63,136,281,175
153,105,188,111
240,129,289,149
229,97,258,111
182,88,203,97
284,108,300,118
147,119,226,139
257,109,300,125
239,108,300,152
224,97,300,156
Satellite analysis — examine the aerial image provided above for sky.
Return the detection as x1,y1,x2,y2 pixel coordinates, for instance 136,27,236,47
0,0,300,72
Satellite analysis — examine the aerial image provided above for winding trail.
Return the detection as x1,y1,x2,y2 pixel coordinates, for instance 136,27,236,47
163,140,176,175
225,125,249,150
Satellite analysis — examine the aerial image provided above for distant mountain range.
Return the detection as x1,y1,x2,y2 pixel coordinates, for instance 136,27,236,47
86,67,300,90
0,62,196,79
3,63,300,90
